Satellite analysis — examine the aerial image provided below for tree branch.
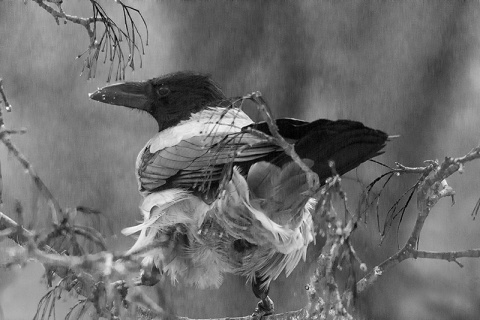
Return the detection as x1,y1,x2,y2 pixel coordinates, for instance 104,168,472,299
357,145,480,293
29,0,148,80
0,78,63,223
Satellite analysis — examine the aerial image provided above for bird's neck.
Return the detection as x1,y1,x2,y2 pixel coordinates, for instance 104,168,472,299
155,99,237,132
157,117,183,132
145,107,254,155
155,107,202,132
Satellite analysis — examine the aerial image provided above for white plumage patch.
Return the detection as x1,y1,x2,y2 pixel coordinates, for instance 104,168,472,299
147,107,253,153
122,187,232,288
215,165,316,286
122,189,211,256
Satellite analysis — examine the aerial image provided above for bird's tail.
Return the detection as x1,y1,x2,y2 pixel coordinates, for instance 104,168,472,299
303,120,388,181
251,118,388,183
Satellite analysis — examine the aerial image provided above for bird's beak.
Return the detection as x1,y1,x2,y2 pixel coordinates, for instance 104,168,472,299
89,81,151,111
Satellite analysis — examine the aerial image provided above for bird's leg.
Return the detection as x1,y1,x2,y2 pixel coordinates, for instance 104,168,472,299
251,276,274,319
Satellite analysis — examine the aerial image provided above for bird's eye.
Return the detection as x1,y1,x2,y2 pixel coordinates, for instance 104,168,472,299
157,87,170,97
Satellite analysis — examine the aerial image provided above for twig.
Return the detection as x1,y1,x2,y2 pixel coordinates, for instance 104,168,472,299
318,177,353,319
0,78,63,223
243,91,320,193
0,211,31,245
3,218,313,320
30,0,148,80
138,306,307,320
412,249,480,267
128,287,166,318
0,78,12,112
357,145,480,293
0,133,63,222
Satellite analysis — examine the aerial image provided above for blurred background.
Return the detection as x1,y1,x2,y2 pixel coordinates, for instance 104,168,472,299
1,1,480,319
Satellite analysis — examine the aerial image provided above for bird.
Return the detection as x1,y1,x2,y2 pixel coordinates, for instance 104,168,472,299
89,71,388,317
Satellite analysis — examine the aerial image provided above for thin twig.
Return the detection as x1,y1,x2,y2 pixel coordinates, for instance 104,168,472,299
0,79,63,223
357,145,480,293
30,0,148,80
243,91,320,193
0,211,31,245
0,78,12,112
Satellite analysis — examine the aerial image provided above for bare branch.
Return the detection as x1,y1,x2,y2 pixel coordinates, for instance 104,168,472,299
128,287,166,318
0,79,63,222
29,0,148,80
0,211,32,245
413,249,480,265
0,78,12,112
357,145,480,293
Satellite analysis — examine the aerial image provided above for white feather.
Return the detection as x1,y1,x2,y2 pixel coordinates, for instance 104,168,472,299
147,107,253,153
217,167,313,255
121,189,191,236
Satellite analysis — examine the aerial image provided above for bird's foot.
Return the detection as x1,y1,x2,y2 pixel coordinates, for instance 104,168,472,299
252,296,274,320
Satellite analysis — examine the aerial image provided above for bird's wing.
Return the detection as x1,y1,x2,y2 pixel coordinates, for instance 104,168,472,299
138,134,279,192
136,107,282,194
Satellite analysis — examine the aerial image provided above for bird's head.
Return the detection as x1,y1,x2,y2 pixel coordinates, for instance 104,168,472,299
89,72,226,130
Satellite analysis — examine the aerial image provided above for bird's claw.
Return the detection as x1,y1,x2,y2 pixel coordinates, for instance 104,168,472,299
252,297,274,320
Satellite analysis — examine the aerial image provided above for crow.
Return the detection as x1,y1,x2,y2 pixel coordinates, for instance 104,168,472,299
89,71,388,317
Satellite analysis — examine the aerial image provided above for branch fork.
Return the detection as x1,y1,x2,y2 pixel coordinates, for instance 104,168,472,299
357,145,480,293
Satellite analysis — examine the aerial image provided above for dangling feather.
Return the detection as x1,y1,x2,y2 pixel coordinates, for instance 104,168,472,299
215,164,315,278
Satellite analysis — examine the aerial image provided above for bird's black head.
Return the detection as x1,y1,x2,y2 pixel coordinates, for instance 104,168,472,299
89,72,226,131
